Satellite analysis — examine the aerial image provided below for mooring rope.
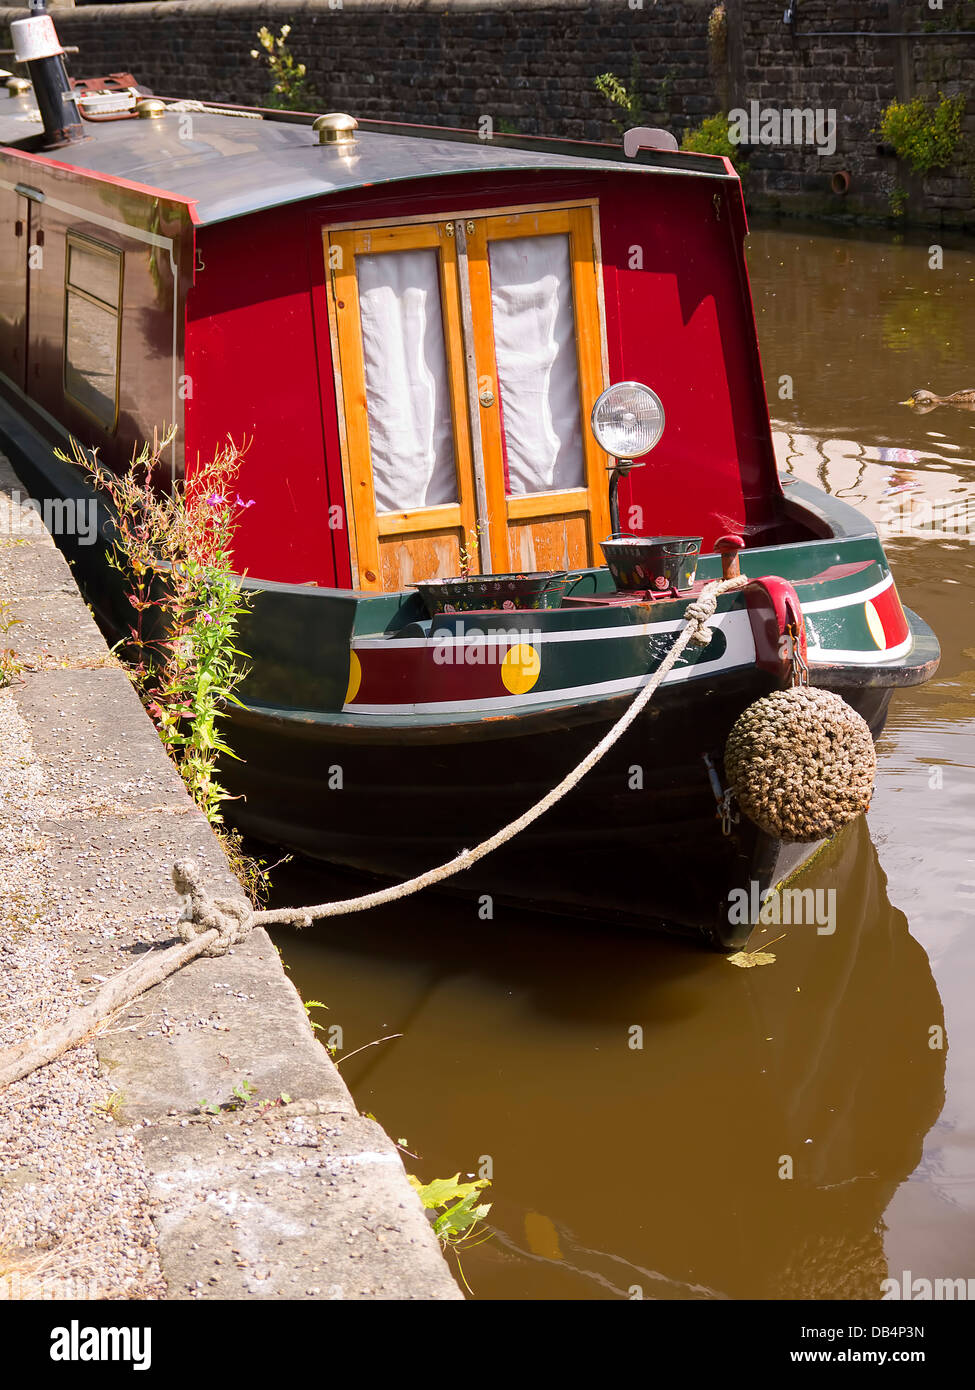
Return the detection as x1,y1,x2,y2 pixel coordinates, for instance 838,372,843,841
0,576,747,1091
177,574,751,951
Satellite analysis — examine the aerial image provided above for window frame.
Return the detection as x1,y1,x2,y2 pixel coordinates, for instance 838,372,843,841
63,231,124,432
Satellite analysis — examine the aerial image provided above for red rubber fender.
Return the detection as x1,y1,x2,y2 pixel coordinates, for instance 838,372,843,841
743,576,807,683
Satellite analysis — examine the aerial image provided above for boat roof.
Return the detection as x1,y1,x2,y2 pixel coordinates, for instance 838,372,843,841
0,94,736,227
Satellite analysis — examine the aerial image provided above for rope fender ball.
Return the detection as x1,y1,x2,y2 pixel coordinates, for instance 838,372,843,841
723,686,876,843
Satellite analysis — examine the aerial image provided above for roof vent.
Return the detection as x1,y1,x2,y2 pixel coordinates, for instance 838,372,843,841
136,98,166,120
623,127,679,157
313,112,357,146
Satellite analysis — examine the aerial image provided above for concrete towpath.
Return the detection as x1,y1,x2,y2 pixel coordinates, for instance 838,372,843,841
0,450,461,1300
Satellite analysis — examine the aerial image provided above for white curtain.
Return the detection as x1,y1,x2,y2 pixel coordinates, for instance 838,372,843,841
357,249,458,513
488,233,585,495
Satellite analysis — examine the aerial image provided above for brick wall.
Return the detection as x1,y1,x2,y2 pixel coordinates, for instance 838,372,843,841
0,0,972,228
0,0,717,142
729,0,975,227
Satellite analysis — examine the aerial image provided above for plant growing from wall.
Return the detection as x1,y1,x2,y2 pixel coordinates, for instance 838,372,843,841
878,93,966,176
657,66,680,118
595,59,684,133
708,3,728,67
888,185,909,218
250,24,316,112
57,432,265,894
593,56,650,133
681,113,749,173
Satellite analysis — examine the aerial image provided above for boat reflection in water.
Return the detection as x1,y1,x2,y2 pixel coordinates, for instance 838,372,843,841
273,815,946,1300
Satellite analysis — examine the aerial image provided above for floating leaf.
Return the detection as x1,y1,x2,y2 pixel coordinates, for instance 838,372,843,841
727,949,777,969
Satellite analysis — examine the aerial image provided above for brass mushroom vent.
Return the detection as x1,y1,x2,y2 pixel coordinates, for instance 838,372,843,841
313,112,357,146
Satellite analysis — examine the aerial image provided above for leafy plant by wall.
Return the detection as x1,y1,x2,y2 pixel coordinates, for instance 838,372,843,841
61,433,255,830
250,24,316,111
680,114,749,174
593,69,644,134
708,3,728,67
878,93,966,177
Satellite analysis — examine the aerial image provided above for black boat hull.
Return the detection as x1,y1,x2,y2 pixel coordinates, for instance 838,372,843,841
223,670,896,950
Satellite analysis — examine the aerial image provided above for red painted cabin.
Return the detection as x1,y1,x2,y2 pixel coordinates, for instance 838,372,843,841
0,89,794,592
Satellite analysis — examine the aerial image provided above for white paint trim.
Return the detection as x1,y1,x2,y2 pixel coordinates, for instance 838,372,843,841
807,634,914,663
354,608,744,651
347,573,916,713
356,576,896,654
800,573,893,613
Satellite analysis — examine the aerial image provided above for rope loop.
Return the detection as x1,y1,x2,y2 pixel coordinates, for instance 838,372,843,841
173,858,254,957
683,590,721,646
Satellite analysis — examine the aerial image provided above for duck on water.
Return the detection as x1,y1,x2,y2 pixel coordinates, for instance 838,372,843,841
901,388,975,412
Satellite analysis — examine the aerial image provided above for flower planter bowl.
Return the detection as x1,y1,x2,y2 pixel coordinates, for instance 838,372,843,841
414,571,570,615
600,534,703,592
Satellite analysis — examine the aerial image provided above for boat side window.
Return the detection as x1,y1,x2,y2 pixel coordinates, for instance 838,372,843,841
63,233,123,430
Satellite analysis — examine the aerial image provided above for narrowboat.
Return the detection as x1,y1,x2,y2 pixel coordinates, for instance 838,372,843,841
0,13,939,949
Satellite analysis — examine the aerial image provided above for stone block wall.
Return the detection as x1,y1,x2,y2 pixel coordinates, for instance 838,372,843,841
0,0,971,228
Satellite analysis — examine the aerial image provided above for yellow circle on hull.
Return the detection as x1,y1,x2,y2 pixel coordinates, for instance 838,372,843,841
501,643,541,695
346,650,362,703
864,600,886,650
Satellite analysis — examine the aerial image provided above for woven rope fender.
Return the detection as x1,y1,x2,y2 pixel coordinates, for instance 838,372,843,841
723,687,876,843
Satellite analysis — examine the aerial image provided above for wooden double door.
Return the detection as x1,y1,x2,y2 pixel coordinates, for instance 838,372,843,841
327,203,611,591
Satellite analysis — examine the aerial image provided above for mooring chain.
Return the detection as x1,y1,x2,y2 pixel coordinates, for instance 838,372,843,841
173,576,751,954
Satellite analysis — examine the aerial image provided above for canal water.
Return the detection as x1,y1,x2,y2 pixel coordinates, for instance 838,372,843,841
270,221,975,1300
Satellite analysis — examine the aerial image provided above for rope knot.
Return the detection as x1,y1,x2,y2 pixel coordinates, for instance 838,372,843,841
683,590,719,646
172,859,253,957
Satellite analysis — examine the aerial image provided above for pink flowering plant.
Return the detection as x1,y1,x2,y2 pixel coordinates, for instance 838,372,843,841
59,428,255,827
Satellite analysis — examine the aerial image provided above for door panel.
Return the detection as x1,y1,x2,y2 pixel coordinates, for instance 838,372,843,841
379,530,465,591
327,204,609,591
508,513,592,573
467,206,610,572
329,221,479,590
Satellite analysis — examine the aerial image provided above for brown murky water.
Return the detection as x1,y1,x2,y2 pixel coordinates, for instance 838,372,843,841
271,221,975,1300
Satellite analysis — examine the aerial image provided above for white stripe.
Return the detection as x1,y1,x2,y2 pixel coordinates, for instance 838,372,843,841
347,575,911,712
807,633,913,663
357,575,895,653
800,573,893,613
354,609,747,652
